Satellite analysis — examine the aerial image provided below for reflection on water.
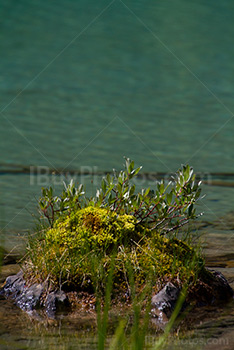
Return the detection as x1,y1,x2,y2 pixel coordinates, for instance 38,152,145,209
0,297,98,350
1,284,234,350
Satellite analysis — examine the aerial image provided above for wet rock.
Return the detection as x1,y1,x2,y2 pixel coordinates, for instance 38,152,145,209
16,283,45,311
0,270,70,316
209,269,234,301
1,271,25,298
151,269,234,323
151,282,180,319
1,268,233,322
45,290,70,317
189,269,234,306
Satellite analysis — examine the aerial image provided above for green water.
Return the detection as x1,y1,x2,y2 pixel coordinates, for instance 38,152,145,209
1,0,234,172
1,0,234,237
1,0,234,348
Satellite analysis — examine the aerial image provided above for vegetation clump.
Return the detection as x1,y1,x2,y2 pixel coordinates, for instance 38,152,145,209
23,158,204,298
46,207,138,252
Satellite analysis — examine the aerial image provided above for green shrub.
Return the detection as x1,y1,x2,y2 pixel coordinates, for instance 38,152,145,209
23,158,204,295
38,158,202,235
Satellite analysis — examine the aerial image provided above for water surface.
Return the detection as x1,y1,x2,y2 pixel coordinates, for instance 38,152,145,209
1,0,234,348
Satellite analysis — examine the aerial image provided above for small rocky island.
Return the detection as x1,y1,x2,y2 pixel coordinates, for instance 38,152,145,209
1,159,233,321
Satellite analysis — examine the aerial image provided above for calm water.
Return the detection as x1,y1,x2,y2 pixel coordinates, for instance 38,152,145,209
1,0,234,235
1,0,234,348
1,0,234,239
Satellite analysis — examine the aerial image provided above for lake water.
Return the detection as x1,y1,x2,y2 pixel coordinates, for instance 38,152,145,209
1,0,234,237
1,0,234,348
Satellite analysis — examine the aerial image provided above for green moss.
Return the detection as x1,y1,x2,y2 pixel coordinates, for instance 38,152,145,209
23,206,204,294
113,235,204,291
45,206,138,252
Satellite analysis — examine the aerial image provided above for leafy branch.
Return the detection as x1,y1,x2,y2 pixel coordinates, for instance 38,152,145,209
38,157,203,235
96,158,203,235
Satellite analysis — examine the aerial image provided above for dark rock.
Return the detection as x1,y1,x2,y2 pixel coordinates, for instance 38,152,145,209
150,269,234,323
189,268,234,306
45,290,70,317
15,283,45,311
0,271,25,297
0,270,70,316
151,282,180,319
209,269,234,301
1,268,233,321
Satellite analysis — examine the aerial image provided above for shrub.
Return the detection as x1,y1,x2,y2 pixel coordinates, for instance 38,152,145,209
38,158,202,235
23,158,204,295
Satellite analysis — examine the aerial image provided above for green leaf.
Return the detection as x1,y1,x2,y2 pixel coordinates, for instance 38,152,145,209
131,166,142,177
101,178,106,193
129,185,136,197
159,182,165,195
166,192,173,205
144,187,150,197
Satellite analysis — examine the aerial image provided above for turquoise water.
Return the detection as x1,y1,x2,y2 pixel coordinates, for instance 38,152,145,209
1,0,234,238
1,2,234,348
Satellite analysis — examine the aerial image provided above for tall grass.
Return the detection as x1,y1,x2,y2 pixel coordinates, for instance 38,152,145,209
94,255,189,350
95,255,116,350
